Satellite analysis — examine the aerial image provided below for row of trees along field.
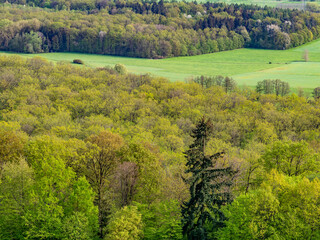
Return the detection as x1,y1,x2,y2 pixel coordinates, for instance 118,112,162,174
1,55,320,239
0,1,320,57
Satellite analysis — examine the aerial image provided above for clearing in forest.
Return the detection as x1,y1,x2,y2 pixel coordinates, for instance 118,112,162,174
2,38,320,90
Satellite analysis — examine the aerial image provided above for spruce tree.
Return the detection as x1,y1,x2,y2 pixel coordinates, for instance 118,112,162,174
182,117,235,240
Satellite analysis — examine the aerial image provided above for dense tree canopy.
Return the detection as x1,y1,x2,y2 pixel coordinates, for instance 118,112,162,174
0,1,320,57
218,170,320,239
1,55,320,239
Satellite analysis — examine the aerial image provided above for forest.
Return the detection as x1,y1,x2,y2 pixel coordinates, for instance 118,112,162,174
0,0,320,57
1,55,320,239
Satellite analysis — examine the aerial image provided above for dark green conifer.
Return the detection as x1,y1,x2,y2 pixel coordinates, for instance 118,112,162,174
182,117,236,240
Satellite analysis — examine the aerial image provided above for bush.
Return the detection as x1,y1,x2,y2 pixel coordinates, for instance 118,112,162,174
73,59,84,65
114,64,127,75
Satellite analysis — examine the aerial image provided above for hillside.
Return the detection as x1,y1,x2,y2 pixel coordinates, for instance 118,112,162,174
3,37,320,90
0,1,320,58
1,1,320,239
1,55,320,238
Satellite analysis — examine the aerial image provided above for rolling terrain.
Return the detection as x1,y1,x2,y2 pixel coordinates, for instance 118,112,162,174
2,1,320,239
2,38,320,91
199,0,319,8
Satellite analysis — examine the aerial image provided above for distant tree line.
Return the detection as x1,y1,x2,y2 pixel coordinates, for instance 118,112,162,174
0,1,320,57
256,79,290,96
193,76,320,100
191,75,237,93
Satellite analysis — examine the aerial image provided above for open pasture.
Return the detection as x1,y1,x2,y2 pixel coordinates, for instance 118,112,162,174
2,38,320,90
192,0,318,9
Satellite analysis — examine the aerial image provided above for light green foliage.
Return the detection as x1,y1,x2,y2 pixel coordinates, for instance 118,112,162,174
218,171,320,240
0,19,12,29
236,142,266,193
23,136,98,239
0,136,98,239
62,212,94,240
0,121,21,131
261,140,319,176
252,120,277,144
136,200,183,240
0,159,33,240
82,131,124,236
84,131,124,192
62,177,99,237
137,117,183,152
119,143,163,204
1,55,320,239
161,163,188,203
217,186,280,239
0,128,26,166
79,115,114,139
105,206,143,240
114,63,127,75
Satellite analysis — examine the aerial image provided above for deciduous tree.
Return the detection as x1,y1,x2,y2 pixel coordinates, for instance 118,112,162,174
261,140,318,177
104,206,143,240
84,131,124,237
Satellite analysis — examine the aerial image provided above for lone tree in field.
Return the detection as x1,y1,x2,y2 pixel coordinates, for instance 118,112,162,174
182,117,236,240
313,87,320,100
303,49,309,62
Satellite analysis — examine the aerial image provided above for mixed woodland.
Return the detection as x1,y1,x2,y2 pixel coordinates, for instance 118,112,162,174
0,1,320,57
1,55,320,239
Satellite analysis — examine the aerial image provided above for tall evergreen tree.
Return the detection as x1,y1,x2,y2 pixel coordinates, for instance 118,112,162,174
182,117,236,240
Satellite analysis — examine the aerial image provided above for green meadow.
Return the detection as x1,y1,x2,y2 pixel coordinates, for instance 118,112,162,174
2,38,320,90
192,0,296,7
187,0,319,8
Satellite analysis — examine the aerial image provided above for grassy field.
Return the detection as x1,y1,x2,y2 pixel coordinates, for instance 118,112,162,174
1,38,320,90
192,0,296,7
186,0,319,9
186,0,319,8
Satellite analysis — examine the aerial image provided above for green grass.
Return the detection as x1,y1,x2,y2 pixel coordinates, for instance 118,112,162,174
1,38,320,89
211,0,318,8
235,62,320,88
191,0,293,7
185,0,319,8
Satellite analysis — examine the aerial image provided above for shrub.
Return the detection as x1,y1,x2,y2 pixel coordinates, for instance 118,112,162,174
114,64,127,75
73,59,84,65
